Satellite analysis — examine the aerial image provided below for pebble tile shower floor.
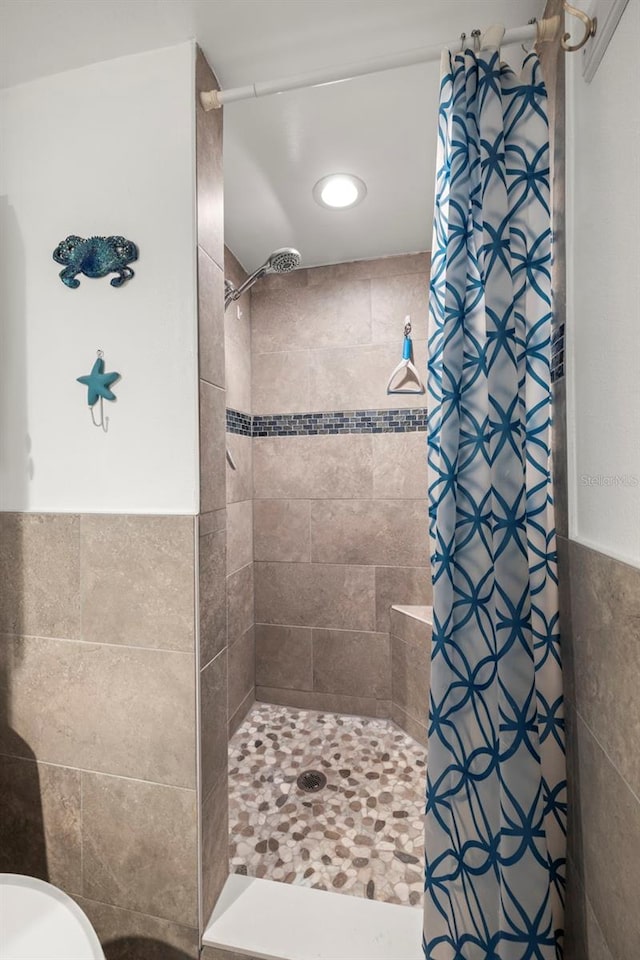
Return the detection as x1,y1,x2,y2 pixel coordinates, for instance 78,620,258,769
228,703,426,906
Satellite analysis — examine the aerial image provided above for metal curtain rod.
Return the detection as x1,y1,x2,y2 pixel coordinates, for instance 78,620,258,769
200,5,596,111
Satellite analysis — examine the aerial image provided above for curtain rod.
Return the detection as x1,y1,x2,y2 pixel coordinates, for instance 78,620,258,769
200,7,595,111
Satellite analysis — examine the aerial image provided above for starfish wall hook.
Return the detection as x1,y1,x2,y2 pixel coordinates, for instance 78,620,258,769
77,350,120,432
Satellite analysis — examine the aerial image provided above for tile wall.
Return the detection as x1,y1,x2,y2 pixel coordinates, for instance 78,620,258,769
390,607,431,746
249,254,433,719
0,513,200,957
224,249,256,736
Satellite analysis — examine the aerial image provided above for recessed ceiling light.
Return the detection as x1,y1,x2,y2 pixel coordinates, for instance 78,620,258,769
313,173,367,209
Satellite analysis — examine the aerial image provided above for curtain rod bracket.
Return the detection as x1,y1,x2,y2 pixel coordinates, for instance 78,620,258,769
561,1,597,52
200,89,223,111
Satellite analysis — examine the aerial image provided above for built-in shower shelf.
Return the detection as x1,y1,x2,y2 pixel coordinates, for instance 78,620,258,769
203,874,424,960
391,604,433,625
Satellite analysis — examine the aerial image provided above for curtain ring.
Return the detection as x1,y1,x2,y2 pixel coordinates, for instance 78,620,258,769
459,32,466,52
471,29,481,52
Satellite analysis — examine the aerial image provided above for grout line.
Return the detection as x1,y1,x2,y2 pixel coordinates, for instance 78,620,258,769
0,631,196,656
75,892,199,932
0,632,195,657
0,750,197,792
574,706,640,807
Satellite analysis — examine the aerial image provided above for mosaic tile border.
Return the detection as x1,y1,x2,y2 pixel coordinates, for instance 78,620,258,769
226,408,428,438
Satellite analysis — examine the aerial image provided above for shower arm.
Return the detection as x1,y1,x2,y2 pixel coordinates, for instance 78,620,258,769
224,264,268,308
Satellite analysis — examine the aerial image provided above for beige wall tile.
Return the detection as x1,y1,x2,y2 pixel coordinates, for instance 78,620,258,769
199,525,226,668
224,248,252,351
372,432,428,500
225,334,252,414
375,566,432,633
252,350,311,414
0,756,82,895
255,561,375,631
371,272,429,343
308,340,427,412
82,772,198,926
199,508,226,538
201,773,229,927
226,433,253,505
198,248,225,389
302,253,431,284
552,378,569,539
81,515,195,652
0,513,80,640
256,686,380,718
226,500,253,575
564,854,587,960
228,626,255,720
390,607,431,646
310,500,429,567
200,649,227,802
0,635,196,787
200,381,226,514
202,947,260,960
227,562,254,644
585,898,614,960
196,49,223,268
229,688,255,738
251,276,371,354
73,895,198,959
575,716,640,960
313,628,390,699
391,632,430,728
570,540,640,796
253,500,310,562
255,623,313,691
391,703,427,747
253,435,373,500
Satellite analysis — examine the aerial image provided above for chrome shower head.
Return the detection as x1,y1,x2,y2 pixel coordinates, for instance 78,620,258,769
267,247,301,273
224,246,302,309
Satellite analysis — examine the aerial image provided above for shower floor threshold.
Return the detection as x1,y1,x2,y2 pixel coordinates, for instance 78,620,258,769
203,874,423,960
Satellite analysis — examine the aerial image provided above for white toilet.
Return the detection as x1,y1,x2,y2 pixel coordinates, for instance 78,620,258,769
0,874,105,959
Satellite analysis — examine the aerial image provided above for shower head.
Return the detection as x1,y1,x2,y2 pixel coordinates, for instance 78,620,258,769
225,246,302,309
267,247,301,273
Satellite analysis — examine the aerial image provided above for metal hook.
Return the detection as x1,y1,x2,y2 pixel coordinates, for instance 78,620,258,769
90,396,109,433
404,318,412,337
522,18,538,54
471,29,482,52
561,1,597,52
459,32,466,52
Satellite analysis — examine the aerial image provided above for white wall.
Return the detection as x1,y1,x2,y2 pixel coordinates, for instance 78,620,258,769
0,42,199,514
567,0,640,566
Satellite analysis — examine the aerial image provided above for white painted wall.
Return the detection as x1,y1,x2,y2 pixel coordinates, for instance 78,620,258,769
566,0,640,566
0,42,199,514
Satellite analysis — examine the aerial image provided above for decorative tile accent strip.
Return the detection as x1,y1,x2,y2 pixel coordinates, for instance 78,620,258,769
226,408,252,436
226,408,428,437
551,322,565,383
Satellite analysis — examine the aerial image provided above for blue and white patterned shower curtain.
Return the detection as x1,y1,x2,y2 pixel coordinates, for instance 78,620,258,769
424,32,566,960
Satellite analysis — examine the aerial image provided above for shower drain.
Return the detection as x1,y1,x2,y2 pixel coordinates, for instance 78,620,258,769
296,769,327,793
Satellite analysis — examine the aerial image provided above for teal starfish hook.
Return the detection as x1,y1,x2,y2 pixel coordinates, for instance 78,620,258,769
77,354,120,406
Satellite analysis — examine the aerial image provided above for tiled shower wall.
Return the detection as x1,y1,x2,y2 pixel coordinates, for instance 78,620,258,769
225,249,256,736
249,254,433,718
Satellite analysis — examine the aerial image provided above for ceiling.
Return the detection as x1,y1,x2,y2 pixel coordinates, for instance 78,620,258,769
1,0,545,269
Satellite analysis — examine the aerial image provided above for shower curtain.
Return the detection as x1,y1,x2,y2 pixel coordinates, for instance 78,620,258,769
424,31,566,960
